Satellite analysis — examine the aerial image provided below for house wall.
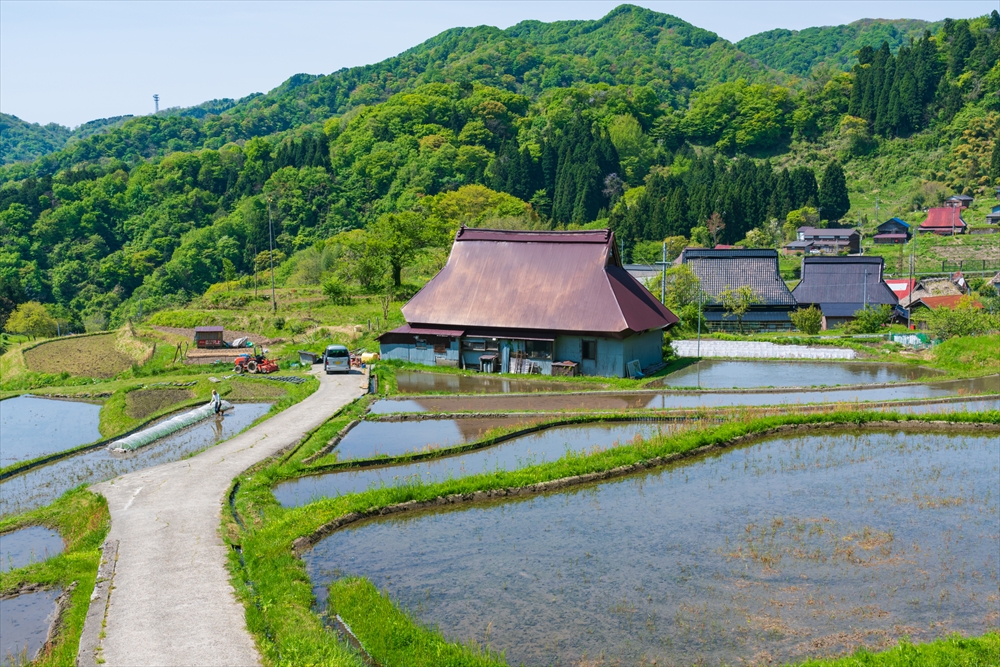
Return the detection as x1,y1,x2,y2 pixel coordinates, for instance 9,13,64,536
380,340,459,366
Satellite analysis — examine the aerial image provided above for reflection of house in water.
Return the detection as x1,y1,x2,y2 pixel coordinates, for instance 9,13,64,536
379,228,677,378
681,248,797,332
792,256,898,330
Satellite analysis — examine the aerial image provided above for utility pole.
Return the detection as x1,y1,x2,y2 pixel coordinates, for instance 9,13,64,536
660,241,666,304
267,197,277,313
907,244,914,330
153,94,159,113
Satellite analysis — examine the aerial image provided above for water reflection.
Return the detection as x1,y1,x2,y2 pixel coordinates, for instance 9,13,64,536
395,372,596,394
0,403,271,517
657,360,941,389
307,430,1000,666
0,526,64,573
0,396,102,466
1,588,60,667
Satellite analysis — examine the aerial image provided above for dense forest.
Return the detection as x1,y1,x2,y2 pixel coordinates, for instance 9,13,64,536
0,5,998,331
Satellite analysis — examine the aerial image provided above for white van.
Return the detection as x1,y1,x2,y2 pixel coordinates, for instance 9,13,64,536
323,345,350,374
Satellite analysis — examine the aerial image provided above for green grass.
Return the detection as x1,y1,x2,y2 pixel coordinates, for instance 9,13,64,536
931,334,1000,376
791,633,1000,666
0,488,110,667
228,407,1000,667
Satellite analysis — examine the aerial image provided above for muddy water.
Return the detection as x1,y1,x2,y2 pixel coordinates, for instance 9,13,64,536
369,375,1000,413
332,416,550,461
0,588,60,666
0,396,102,466
0,403,271,517
307,430,1000,666
277,421,689,508
395,371,597,394
657,360,940,389
0,526,64,573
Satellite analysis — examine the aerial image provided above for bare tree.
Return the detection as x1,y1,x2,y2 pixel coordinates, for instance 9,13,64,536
706,212,726,246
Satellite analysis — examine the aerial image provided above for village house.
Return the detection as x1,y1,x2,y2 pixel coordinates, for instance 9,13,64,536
985,205,1000,225
379,228,678,378
873,218,911,244
680,248,797,332
784,226,860,254
918,207,966,235
792,256,898,329
943,194,973,208
897,274,966,311
908,295,983,329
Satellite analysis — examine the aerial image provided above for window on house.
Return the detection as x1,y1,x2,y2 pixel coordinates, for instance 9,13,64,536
463,339,486,351
525,340,553,360
582,340,597,360
414,338,427,350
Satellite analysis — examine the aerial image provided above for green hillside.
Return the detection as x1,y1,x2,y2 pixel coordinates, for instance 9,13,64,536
0,5,997,335
0,113,137,166
738,18,943,76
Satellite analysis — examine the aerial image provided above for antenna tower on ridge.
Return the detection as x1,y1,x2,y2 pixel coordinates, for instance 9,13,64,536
153,94,159,113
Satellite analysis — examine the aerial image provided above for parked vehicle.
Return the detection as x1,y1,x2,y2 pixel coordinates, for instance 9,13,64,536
234,347,279,374
323,345,350,374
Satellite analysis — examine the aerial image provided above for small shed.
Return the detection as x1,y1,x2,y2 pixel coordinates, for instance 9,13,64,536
194,326,225,348
985,205,1000,225
874,218,910,244
944,194,973,208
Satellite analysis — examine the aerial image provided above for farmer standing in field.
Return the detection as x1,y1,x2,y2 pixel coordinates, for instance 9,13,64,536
210,389,222,415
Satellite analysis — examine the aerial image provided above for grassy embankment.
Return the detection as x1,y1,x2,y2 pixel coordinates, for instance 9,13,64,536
227,403,1000,667
0,489,109,667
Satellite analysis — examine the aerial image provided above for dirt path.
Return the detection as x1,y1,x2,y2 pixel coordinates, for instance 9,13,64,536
80,370,367,666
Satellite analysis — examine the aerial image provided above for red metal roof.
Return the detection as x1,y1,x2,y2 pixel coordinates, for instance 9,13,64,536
911,295,982,310
402,228,678,335
885,279,914,299
919,208,966,229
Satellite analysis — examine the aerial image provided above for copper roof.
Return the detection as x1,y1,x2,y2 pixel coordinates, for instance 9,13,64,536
401,228,678,335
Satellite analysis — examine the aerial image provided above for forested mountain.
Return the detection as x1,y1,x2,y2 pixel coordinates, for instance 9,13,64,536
0,113,136,165
0,5,997,332
738,18,943,76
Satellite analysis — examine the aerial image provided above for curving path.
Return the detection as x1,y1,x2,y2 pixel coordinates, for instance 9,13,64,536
79,370,366,667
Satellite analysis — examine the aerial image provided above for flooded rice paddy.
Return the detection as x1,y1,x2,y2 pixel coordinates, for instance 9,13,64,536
0,396,102,466
369,375,1000,413
307,429,1000,666
0,588,60,667
395,372,596,394
0,403,271,517
276,421,689,508
657,360,940,389
0,526,64,573
331,416,550,461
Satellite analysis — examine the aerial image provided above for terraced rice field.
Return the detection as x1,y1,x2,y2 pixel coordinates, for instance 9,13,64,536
22,334,133,378
125,389,195,419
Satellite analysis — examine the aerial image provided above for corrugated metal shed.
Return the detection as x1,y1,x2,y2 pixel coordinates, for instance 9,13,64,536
680,249,796,306
401,228,677,335
792,256,897,307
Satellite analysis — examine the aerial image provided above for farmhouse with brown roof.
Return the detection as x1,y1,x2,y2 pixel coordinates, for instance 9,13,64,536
379,228,678,377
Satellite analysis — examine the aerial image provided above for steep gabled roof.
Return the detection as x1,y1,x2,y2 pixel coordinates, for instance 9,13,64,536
792,256,897,306
877,217,910,230
680,248,796,307
920,208,966,229
401,228,677,334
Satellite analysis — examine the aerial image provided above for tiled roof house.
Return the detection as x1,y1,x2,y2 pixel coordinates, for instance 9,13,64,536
680,248,797,331
792,256,898,329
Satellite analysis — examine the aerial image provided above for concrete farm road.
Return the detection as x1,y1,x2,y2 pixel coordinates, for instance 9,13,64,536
83,371,366,667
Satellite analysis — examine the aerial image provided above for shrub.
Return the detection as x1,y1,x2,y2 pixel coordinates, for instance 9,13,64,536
846,305,893,333
790,306,823,335
322,277,351,305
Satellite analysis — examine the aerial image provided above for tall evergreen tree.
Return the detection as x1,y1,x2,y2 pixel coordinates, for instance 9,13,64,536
990,140,1000,182
818,161,850,222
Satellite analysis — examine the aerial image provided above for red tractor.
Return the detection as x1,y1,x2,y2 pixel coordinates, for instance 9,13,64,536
234,347,279,374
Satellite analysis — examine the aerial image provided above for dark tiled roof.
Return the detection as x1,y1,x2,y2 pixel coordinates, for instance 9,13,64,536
876,218,910,231
792,256,898,306
799,227,858,239
681,249,797,307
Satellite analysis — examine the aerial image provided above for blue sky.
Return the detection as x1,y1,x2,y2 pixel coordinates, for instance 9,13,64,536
1,1,994,128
